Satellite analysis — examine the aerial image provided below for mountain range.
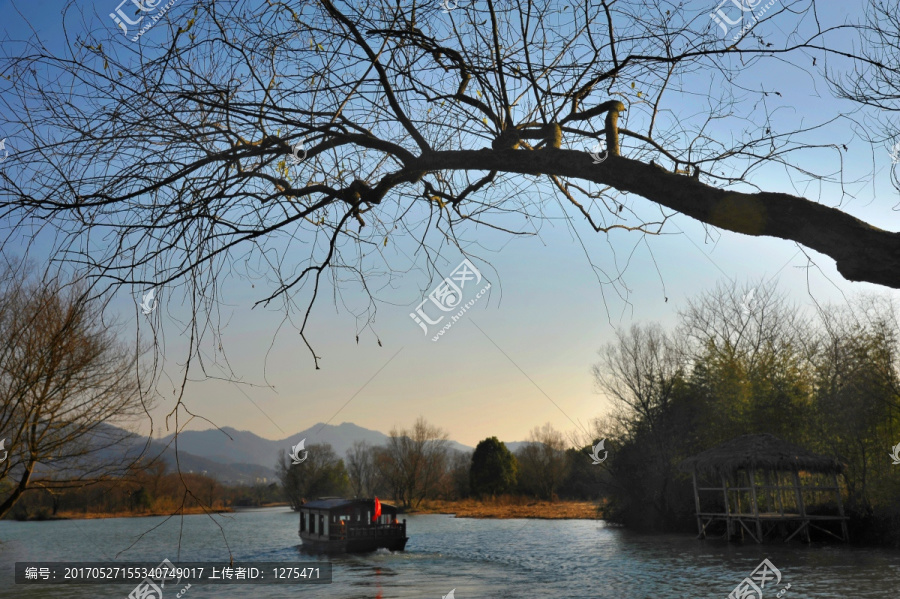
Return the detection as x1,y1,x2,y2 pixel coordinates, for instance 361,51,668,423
119,422,520,485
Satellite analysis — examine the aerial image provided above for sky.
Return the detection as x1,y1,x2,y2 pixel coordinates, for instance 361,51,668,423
2,0,899,449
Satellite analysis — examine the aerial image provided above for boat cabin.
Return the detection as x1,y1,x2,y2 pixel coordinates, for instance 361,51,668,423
299,498,408,553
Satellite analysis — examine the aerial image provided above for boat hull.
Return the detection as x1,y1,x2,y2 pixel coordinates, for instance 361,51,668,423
300,532,408,554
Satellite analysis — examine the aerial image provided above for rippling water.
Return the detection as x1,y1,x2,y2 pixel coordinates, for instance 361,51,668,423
1,507,898,598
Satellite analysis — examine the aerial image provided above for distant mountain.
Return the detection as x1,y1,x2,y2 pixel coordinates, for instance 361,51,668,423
447,440,475,453
23,423,277,486
159,422,475,471
25,421,480,487
45,422,481,485
503,441,529,454
145,441,277,485
159,426,285,471
158,422,386,468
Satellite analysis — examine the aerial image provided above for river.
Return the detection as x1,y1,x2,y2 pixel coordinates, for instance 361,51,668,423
0,507,897,598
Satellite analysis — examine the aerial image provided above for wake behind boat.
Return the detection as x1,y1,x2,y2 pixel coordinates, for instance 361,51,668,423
299,497,408,553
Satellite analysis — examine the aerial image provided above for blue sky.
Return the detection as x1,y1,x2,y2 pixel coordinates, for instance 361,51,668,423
2,0,899,448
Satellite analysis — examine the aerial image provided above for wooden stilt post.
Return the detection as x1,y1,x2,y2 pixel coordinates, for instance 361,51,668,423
832,473,849,542
774,471,786,540
764,470,778,538
792,470,810,543
748,468,763,543
775,471,785,515
692,470,704,538
722,475,732,540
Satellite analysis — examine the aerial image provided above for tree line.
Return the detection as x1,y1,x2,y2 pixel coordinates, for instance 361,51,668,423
8,418,605,519
277,417,606,510
3,460,262,520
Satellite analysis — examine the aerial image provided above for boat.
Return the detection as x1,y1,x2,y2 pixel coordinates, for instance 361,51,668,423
298,497,409,553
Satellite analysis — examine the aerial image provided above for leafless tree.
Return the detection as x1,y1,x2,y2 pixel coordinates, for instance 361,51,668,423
677,280,810,371
446,449,472,499
201,473,220,508
0,261,150,520
380,417,449,508
568,414,624,453
593,323,684,436
0,0,893,369
829,0,900,194
372,445,404,503
345,440,377,498
515,422,569,500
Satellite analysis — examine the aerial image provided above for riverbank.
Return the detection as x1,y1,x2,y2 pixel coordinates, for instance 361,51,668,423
10,506,234,521
7,499,601,521
409,498,602,519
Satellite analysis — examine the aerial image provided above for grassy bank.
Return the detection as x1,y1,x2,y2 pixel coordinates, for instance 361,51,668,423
9,499,602,521
12,506,234,521
408,497,603,519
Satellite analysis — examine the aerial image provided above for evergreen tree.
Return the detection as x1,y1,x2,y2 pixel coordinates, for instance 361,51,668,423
469,437,517,499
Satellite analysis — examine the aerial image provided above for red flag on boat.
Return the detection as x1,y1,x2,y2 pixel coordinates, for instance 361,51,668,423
372,497,382,522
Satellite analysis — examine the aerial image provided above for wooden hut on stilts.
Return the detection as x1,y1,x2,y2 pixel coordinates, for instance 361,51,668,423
679,433,849,543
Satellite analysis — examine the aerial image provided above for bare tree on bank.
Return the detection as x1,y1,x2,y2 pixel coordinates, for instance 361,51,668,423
593,323,684,437
345,440,378,498
0,262,150,520
0,0,894,368
446,449,473,499
515,423,569,501
378,417,449,509
373,446,404,504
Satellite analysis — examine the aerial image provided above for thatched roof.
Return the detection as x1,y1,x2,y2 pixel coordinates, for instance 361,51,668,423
679,433,842,476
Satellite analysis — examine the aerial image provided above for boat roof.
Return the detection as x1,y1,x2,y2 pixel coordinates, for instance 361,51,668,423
301,498,398,511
